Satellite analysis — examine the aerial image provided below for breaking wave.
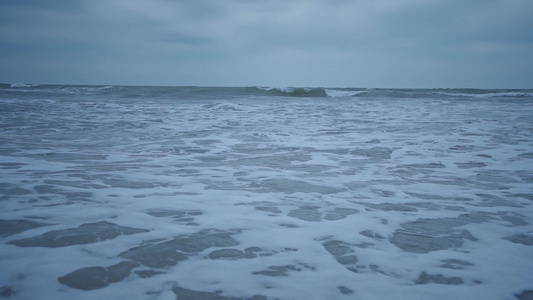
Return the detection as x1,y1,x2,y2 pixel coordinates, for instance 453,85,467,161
254,87,327,97
1,83,531,101
2,84,121,95
10,83,41,88
254,87,367,98
433,91,533,98
325,89,368,98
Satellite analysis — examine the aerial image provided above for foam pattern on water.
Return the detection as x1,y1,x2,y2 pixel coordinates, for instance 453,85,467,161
0,93,532,299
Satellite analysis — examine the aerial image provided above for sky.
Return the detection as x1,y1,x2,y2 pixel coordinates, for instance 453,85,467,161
0,0,532,88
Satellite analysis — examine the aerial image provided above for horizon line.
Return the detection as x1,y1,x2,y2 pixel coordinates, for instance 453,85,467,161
2,82,532,90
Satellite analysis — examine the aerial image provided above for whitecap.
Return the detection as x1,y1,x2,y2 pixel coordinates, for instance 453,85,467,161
325,89,366,98
435,91,533,99
10,83,40,88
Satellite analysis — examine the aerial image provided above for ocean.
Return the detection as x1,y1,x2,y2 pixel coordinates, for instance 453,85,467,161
1,84,532,299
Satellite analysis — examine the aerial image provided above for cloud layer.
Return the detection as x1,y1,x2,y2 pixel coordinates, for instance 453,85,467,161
1,0,532,88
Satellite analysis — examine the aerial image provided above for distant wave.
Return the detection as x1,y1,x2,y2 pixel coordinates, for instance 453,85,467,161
10,83,41,88
253,87,367,98
2,84,120,95
434,91,533,98
1,84,531,101
325,89,367,98
367,89,533,99
253,87,327,97
53,85,118,94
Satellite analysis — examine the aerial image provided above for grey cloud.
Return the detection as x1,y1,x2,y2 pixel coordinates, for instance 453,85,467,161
0,0,532,87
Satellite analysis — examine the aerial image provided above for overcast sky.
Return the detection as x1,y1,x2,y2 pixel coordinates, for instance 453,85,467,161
1,0,532,88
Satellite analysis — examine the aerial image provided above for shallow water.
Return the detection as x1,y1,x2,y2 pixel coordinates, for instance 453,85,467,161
1,86,532,299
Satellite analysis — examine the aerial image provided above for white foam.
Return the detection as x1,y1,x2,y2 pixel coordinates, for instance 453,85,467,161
0,90,532,299
325,89,366,97
435,91,533,98
9,83,40,88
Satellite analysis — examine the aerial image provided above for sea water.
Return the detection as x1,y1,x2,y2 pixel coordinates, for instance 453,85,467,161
0,84,532,299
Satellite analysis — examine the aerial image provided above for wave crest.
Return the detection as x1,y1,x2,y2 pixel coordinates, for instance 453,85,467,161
434,91,533,99
10,83,40,88
325,89,367,98
2,84,531,100
254,87,367,98
255,87,326,97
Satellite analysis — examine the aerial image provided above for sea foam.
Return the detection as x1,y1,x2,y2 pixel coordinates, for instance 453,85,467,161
0,85,532,299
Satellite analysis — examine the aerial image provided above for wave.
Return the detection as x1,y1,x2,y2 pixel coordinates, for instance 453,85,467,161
256,88,532,99
325,89,367,98
434,91,533,99
1,84,531,101
253,87,367,98
366,89,533,99
10,83,41,88
52,85,118,94
253,87,327,97
1,84,121,95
